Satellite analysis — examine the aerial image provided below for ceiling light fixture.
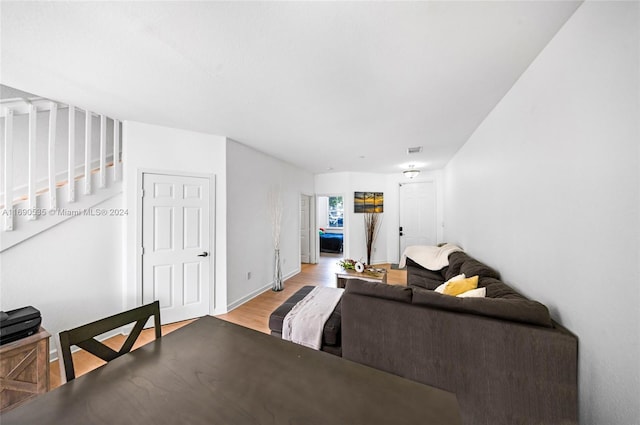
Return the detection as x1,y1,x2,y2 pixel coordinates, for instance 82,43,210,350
403,164,420,179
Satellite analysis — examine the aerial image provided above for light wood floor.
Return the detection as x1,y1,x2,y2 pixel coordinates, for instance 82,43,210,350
217,254,406,333
49,254,406,389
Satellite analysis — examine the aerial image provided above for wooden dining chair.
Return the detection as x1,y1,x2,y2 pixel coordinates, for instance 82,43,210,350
58,301,161,382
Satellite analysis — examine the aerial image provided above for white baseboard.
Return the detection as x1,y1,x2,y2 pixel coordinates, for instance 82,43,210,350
225,268,300,312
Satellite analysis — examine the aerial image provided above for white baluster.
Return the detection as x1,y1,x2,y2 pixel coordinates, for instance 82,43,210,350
28,104,37,220
68,105,76,202
113,119,120,181
48,102,58,209
99,114,106,188
3,108,14,230
84,109,92,195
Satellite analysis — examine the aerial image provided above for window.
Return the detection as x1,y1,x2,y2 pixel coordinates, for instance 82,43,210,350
328,196,343,228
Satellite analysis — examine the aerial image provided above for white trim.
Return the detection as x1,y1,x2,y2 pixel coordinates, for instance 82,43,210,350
3,108,14,231
0,170,122,252
67,105,76,202
225,268,300,312
300,192,317,264
1,156,116,205
113,119,121,181
84,109,92,195
47,102,58,209
99,114,107,188
27,104,37,219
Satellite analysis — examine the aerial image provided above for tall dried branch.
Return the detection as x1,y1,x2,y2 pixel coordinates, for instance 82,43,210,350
268,186,283,250
364,212,381,265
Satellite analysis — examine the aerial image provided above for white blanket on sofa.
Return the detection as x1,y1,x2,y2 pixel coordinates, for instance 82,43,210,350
399,243,463,271
282,286,344,350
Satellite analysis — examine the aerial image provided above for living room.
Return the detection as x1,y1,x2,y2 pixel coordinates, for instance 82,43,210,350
1,2,638,424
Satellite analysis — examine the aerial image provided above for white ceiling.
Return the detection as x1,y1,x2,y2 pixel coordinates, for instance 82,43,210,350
1,1,581,175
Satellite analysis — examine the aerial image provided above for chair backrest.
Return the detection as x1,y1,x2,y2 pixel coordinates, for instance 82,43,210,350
58,301,161,382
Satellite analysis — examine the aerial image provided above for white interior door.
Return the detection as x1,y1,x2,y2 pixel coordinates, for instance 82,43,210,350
300,195,311,263
142,173,212,324
399,181,437,258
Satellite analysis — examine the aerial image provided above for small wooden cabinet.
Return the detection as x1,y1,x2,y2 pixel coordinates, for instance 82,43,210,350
0,327,50,412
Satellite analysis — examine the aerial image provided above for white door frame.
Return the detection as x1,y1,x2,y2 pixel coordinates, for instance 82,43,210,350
135,169,215,315
300,193,317,264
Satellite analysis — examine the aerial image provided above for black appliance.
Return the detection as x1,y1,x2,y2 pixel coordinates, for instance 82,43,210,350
0,306,42,345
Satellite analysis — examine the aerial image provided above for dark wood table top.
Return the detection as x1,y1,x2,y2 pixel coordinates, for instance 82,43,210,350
1,316,461,425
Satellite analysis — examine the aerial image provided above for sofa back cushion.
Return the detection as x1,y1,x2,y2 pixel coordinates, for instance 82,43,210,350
406,258,446,290
411,287,553,328
444,251,466,281
345,280,413,303
460,257,500,280
480,277,526,299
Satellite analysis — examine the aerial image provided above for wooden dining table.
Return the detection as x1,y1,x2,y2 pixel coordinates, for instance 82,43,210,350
0,316,461,424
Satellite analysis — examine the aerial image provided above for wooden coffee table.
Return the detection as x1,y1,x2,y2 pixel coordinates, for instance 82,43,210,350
336,267,387,288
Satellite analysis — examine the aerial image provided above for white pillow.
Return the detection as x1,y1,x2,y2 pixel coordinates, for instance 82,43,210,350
435,273,466,294
457,287,486,298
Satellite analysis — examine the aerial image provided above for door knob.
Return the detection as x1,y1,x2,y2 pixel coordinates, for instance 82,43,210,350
198,252,209,257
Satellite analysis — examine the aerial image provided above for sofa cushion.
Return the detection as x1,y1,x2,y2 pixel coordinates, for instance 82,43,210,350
345,280,413,303
460,257,500,280
444,251,467,281
456,287,486,298
322,301,342,346
442,275,479,296
435,273,466,293
411,287,553,327
480,277,527,300
406,258,445,290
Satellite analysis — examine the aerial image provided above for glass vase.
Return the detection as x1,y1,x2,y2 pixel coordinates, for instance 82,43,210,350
272,249,283,291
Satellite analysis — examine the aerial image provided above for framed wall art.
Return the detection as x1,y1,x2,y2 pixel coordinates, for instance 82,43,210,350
354,192,383,213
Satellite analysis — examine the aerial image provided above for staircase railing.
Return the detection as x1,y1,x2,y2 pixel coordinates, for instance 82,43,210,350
1,93,122,251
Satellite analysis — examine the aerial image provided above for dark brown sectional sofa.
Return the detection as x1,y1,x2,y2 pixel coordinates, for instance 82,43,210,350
341,251,578,425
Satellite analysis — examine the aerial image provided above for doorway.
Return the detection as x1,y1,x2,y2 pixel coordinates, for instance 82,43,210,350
317,194,345,258
399,181,437,258
141,172,213,324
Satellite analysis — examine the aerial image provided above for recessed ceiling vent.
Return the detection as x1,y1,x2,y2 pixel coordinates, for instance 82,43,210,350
407,146,423,154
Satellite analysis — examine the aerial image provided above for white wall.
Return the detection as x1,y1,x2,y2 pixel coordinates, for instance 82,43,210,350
123,121,228,314
0,194,125,352
315,170,444,264
443,2,639,424
226,140,314,309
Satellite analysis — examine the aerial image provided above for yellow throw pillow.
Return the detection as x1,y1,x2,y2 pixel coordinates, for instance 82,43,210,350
435,273,466,294
442,275,479,296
